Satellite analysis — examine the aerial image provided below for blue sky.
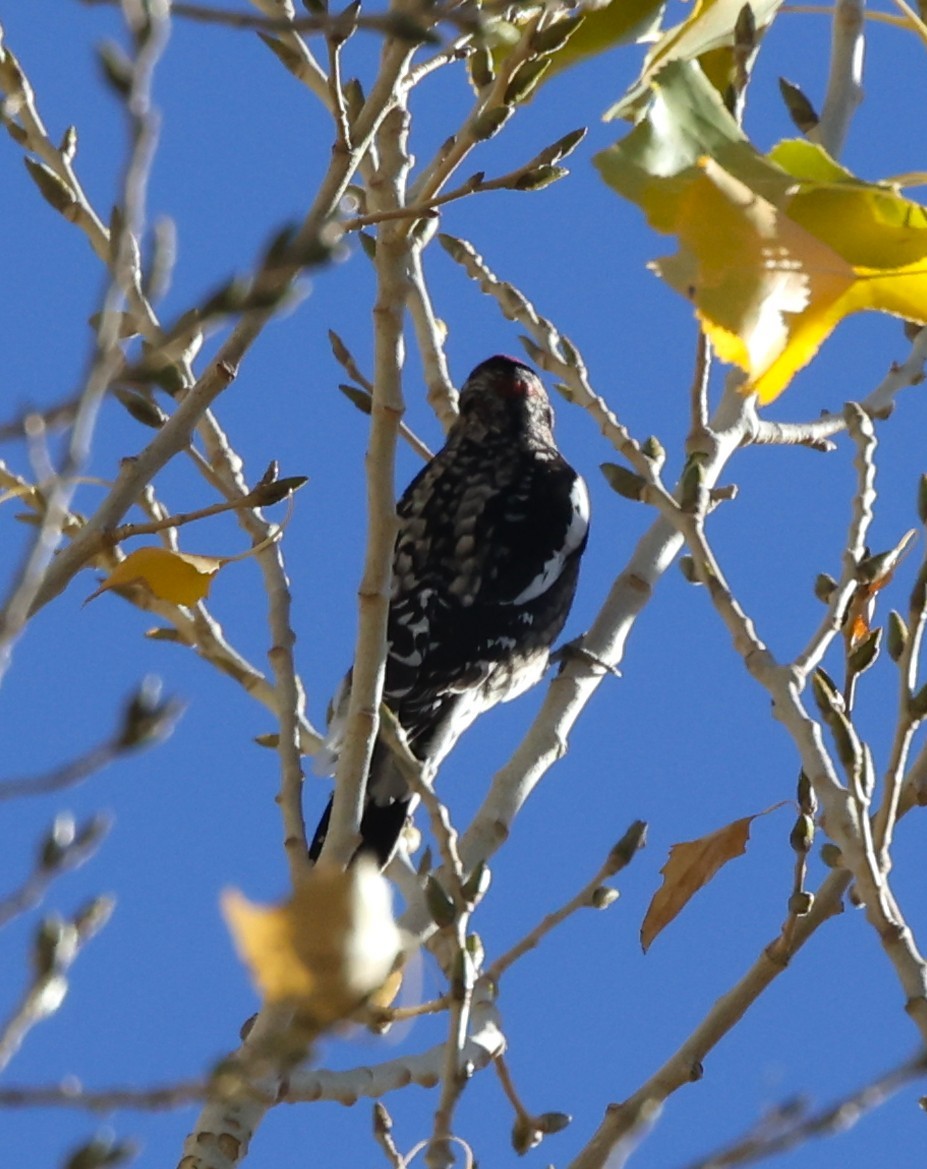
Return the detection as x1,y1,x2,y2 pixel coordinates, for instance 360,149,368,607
3,3,927,1167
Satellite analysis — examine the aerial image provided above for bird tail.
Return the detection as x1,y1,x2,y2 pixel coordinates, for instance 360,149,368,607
309,737,412,869
308,791,411,869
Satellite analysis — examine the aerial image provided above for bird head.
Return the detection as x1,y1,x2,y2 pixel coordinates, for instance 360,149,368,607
456,355,555,442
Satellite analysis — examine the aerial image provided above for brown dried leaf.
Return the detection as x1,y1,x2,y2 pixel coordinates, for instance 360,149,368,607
641,803,786,951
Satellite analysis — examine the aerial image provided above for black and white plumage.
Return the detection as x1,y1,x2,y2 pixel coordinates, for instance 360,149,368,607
310,355,590,867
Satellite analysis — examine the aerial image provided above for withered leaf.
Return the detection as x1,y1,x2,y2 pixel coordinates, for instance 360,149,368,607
641,803,786,951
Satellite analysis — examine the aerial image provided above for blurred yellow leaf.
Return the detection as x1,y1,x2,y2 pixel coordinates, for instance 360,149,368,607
86,547,223,606
606,0,785,120
481,0,663,94
641,803,785,951
223,860,404,1028
596,62,927,401
544,0,665,77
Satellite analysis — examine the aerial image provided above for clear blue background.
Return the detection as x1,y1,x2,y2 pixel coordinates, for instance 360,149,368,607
2,3,927,1167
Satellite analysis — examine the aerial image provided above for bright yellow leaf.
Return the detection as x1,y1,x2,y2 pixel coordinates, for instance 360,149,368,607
222,860,404,1028
86,546,223,606
655,158,857,402
595,62,927,401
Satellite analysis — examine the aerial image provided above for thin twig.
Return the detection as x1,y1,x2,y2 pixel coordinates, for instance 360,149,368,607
672,1050,927,1169
407,244,458,433
487,824,645,983
689,330,711,442
566,869,852,1169
814,0,865,156
373,1102,406,1169
872,544,927,865
792,403,878,681
82,0,459,39
0,1079,206,1111
0,9,169,681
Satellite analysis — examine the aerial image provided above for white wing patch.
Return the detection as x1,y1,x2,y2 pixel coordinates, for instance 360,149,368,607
507,475,590,605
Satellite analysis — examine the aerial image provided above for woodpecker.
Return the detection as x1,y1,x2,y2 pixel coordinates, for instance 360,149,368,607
310,355,589,866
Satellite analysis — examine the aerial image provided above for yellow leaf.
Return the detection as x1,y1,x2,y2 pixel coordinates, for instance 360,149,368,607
641,803,786,951
482,0,663,95
606,0,786,120
222,860,404,1028
655,159,858,402
544,0,665,78
86,546,223,606
596,62,927,401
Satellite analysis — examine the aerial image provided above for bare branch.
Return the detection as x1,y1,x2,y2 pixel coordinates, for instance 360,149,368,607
487,822,645,983
672,1050,927,1169
814,0,865,156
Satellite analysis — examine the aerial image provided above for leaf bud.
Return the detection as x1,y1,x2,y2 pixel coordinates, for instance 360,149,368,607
465,932,485,969
258,32,303,77
373,1102,393,1136
117,675,182,749
600,462,646,502
114,387,167,429
532,126,586,168
503,58,550,105
607,819,647,871
424,875,456,928
814,572,838,603
887,610,909,662
38,813,77,871
641,435,666,468
461,860,491,906
789,813,815,854
59,124,78,164
918,473,927,526
778,77,819,134
468,45,494,89
811,668,844,718
796,770,817,815
828,704,860,764
910,564,927,615
788,890,814,916
472,105,512,141
343,77,365,124
847,627,881,676
531,14,585,54
24,157,77,216
538,1110,572,1134
62,1131,138,1169
96,40,133,98
32,914,77,978
679,456,707,512
512,164,567,192
339,383,373,415
73,895,115,943
910,681,927,720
